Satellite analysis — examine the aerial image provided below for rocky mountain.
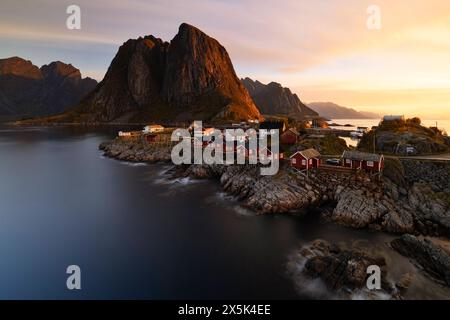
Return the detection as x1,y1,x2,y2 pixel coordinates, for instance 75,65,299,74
242,78,318,119
0,57,97,118
53,23,261,124
307,102,379,119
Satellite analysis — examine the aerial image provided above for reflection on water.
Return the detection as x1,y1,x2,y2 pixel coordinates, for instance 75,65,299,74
0,125,449,299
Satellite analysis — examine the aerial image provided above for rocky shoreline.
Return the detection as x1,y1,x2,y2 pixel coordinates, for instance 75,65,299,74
99,138,450,237
99,138,450,296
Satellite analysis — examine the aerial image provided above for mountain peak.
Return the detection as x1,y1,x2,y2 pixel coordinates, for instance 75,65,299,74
41,61,81,79
0,57,97,117
307,102,380,119
69,23,261,123
0,56,43,80
242,78,317,119
178,23,202,34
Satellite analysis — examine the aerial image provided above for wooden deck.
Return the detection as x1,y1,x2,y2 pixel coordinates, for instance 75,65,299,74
318,164,354,173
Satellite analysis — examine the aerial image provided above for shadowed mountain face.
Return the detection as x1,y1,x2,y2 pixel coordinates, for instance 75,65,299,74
307,102,380,119
0,57,97,118
241,78,318,119
68,23,261,123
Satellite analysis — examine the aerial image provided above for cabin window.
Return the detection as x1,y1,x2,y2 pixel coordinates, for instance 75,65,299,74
367,161,374,167
292,159,297,165
302,159,307,165
346,159,351,164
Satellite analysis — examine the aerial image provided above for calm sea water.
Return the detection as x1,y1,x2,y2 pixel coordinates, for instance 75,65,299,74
330,119,450,147
0,125,448,299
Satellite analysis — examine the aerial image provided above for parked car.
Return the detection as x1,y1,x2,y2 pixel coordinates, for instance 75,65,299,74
326,158,341,166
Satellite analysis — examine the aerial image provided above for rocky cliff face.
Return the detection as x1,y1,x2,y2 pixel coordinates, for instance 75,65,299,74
0,57,97,118
242,77,317,119
72,23,261,123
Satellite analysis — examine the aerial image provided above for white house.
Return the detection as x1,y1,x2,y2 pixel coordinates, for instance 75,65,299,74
357,127,369,133
383,115,405,122
143,124,164,133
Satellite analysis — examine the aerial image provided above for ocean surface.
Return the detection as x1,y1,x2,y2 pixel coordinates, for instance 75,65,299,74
0,125,449,299
329,119,450,148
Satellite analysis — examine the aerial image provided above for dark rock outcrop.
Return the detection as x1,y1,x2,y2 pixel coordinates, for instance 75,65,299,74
99,138,450,237
359,121,450,155
59,23,262,123
287,240,396,299
0,57,96,118
242,77,317,118
391,235,450,286
99,138,172,163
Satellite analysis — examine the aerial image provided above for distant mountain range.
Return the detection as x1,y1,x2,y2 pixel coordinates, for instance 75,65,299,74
6,25,382,125
241,78,318,119
0,57,97,119
307,102,380,119
32,23,261,124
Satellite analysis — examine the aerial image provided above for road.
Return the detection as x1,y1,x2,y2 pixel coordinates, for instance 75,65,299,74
395,153,450,161
322,153,450,162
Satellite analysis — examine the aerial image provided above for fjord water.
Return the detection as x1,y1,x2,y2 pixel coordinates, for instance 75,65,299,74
0,126,448,299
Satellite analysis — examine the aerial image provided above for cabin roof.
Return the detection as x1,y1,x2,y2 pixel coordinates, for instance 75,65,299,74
383,115,404,121
342,150,383,162
291,148,321,159
259,121,285,131
283,128,299,135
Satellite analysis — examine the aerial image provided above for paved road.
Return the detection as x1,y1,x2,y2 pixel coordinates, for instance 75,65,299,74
395,153,450,161
323,153,450,162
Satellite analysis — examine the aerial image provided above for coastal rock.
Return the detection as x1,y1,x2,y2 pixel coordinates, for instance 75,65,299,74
99,138,172,163
332,189,387,228
287,240,395,299
99,137,450,238
391,235,450,286
381,209,414,234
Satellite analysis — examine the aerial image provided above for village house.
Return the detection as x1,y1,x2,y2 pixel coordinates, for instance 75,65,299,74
143,124,165,133
203,128,216,137
144,134,159,143
290,148,321,170
118,130,142,138
341,150,384,172
236,144,249,158
258,146,284,161
357,127,369,134
192,136,211,148
259,121,286,133
383,115,405,122
280,128,299,145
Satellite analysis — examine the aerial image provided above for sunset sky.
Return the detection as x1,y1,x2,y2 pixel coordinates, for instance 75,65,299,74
1,0,450,119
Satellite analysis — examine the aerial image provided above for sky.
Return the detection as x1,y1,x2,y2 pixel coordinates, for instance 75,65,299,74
1,0,450,119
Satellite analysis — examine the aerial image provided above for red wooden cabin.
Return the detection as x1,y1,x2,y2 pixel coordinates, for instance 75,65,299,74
290,148,321,170
342,150,384,172
280,128,299,145
144,134,158,143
